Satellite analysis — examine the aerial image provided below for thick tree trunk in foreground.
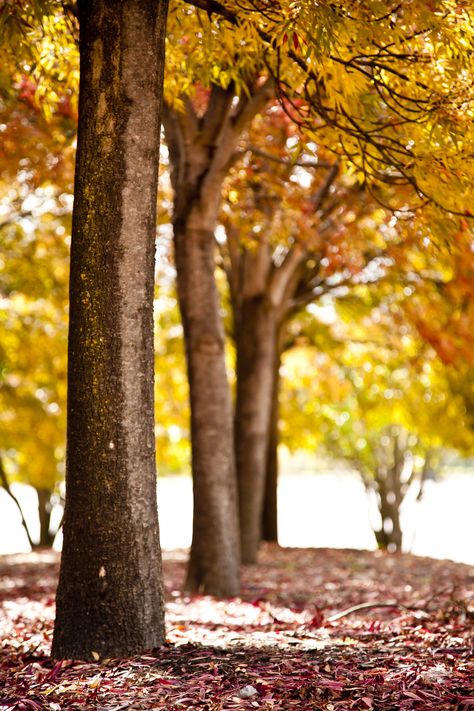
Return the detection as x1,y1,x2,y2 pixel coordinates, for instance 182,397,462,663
53,0,168,659
174,222,240,596
235,298,278,563
261,349,282,543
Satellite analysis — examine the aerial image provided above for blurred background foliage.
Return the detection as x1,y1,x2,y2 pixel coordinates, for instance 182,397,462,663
1,0,473,550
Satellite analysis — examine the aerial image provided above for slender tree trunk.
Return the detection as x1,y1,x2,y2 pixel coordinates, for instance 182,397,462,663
261,347,282,543
53,0,168,659
174,222,240,596
163,84,273,593
36,487,55,548
235,297,278,563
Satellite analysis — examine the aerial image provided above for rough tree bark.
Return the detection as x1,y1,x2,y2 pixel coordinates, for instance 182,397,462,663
53,0,168,659
163,81,273,594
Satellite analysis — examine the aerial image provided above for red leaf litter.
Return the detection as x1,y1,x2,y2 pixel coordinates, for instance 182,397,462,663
1,545,473,710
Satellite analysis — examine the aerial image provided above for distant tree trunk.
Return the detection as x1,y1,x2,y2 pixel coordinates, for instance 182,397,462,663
163,85,273,595
374,480,403,552
371,429,412,553
35,487,56,548
235,297,278,563
261,347,282,543
53,0,168,659
174,220,240,596
223,162,342,555
227,226,304,563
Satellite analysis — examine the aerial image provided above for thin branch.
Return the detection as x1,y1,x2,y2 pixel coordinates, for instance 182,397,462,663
200,84,235,146
0,455,36,550
162,103,186,194
188,0,238,24
219,219,243,315
309,162,339,212
245,145,332,169
327,600,429,623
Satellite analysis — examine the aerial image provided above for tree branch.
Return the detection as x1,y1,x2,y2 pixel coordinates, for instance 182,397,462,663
232,77,274,135
162,103,186,194
268,242,306,308
0,455,36,550
309,162,339,212
200,84,235,146
326,600,429,623
186,0,238,25
245,145,332,169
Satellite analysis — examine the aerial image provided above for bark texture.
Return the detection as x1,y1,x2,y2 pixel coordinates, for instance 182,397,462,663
53,0,168,659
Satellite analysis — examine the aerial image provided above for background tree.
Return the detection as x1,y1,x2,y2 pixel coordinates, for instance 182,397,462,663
152,171,194,473
397,219,474,432
218,106,400,560
280,286,474,551
163,0,281,592
164,0,473,569
0,208,69,548
0,79,74,548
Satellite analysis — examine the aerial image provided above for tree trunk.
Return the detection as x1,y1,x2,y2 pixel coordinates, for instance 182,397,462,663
374,483,403,552
261,347,282,543
35,487,55,548
53,0,168,659
174,222,240,596
163,84,274,593
235,297,278,563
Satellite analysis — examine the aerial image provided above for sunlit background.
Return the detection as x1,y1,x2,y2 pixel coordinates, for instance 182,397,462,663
2,458,474,565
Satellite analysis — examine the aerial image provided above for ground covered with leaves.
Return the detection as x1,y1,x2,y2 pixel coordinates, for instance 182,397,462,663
1,545,473,710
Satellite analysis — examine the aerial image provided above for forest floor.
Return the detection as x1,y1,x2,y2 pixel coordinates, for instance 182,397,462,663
0,545,473,710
